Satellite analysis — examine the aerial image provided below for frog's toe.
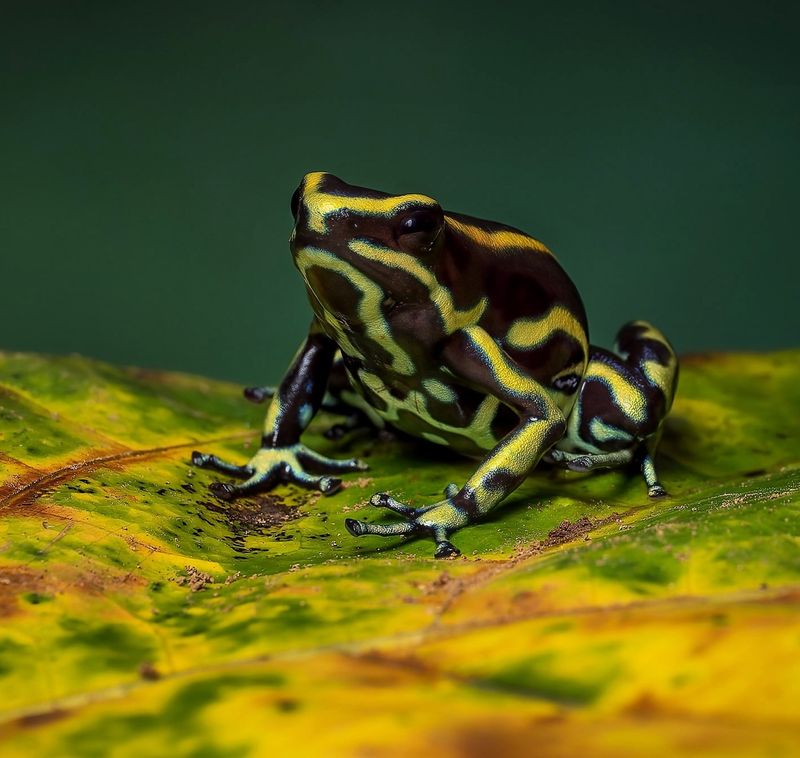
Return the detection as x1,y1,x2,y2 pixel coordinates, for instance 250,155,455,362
295,447,368,474
546,449,568,464
208,481,237,501
369,492,417,517
191,451,253,478
345,518,415,538
434,539,461,559
648,484,668,498
283,466,343,495
243,386,275,404
191,450,209,467
443,483,459,499
209,466,281,501
567,456,593,472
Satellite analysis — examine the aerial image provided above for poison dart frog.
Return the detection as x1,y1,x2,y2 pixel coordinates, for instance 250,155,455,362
192,173,678,558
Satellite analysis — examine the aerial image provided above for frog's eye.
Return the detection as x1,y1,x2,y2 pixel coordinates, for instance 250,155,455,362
290,187,302,219
396,207,443,254
399,211,438,236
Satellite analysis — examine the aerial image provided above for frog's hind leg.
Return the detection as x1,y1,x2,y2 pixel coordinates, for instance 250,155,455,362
635,444,668,498
614,320,678,421
615,321,677,498
560,320,677,496
546,321,678,497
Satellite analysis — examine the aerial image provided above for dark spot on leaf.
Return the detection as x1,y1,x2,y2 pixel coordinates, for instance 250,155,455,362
16,709,70,729
22,592,52,605
139,662,161,680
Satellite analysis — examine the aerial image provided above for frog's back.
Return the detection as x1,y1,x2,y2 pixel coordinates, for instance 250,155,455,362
439,210,589,398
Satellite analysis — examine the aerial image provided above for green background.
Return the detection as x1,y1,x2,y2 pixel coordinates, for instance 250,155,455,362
2,1,798,384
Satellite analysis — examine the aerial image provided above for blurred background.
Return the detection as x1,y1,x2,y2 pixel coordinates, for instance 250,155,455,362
2,1,798,384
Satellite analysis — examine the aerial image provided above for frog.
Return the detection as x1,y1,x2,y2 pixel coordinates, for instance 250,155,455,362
192,172,678,558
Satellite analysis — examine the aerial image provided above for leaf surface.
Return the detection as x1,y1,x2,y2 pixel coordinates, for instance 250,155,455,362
0,350,798,756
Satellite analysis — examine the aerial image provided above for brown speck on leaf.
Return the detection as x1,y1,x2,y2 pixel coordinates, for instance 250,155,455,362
139,662,161,680
16,709,70,729
431,571,452,589
342,477,374,489
546,516,594,545
176,565,214,592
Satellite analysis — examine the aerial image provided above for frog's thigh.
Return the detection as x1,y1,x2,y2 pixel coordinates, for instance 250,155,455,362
444,327,567,520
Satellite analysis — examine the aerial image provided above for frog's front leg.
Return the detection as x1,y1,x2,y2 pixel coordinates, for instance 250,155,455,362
192,325,367,500
346,326,566,558
243,356,379,441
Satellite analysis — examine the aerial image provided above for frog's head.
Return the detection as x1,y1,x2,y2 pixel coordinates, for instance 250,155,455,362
289,172,445,320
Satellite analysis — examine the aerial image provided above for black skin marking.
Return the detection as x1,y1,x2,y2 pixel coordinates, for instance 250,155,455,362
261,329,337,448
616,322,674,366
553,373,581,393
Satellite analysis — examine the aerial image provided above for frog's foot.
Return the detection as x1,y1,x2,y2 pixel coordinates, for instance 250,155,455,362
191,445,368,501
648,484,668,498
345,493,467,559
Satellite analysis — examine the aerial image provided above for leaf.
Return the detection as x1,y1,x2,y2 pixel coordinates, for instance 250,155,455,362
0,349,799,756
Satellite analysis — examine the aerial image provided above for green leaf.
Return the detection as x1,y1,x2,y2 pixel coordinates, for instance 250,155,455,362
1,350,799,755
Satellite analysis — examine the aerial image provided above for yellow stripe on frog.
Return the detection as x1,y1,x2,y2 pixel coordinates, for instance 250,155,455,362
506,304,588,355
302,172,438,234
445,216,552,255
294,245,416,376
348,239,488,333
589,362,648,424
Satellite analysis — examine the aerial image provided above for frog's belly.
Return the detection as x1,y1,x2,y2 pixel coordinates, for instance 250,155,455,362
348,368,504,458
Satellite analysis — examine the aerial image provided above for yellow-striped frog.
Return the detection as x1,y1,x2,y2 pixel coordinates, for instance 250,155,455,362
192,173,678,558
